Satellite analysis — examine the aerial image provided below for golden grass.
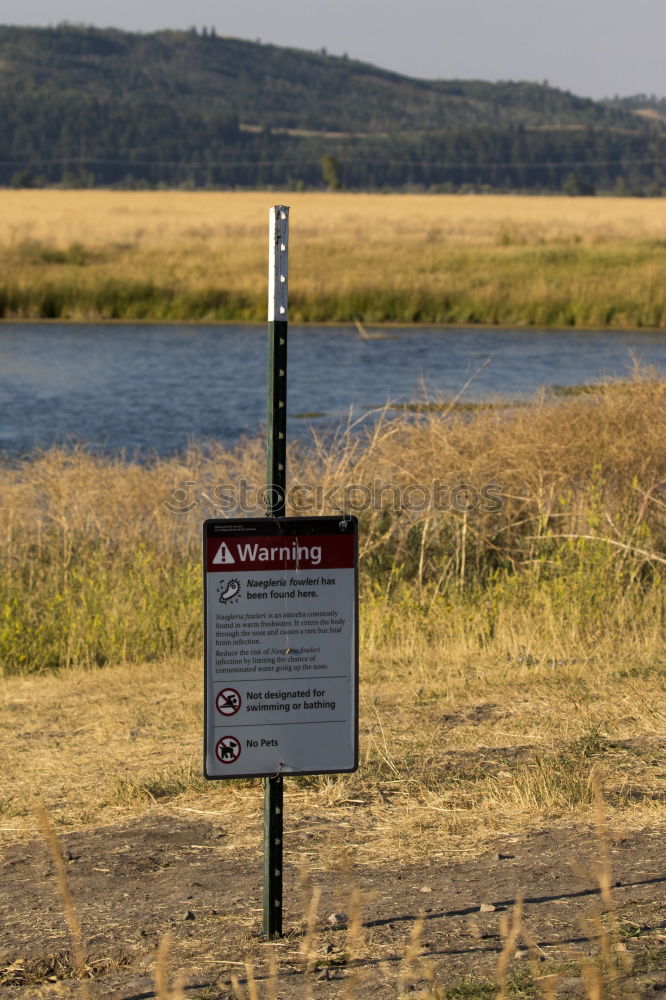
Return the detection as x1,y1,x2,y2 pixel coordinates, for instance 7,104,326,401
2,190,665,249
153,934,185,1000
0,190,664,325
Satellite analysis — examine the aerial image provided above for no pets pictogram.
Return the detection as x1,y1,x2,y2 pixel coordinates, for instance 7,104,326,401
215,736,242,764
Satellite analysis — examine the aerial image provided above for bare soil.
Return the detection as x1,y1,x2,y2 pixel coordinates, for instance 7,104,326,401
1,811,665,999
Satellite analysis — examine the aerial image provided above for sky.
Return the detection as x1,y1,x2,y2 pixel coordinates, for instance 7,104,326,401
1,0,664,100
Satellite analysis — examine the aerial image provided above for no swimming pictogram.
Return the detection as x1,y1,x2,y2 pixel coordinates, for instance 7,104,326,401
216,688,241,716
215,736,242,764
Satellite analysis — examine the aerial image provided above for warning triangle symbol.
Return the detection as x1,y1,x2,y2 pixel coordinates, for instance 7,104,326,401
212,542,236,565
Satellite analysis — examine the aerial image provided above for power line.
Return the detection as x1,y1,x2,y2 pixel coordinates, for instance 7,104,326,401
0,156,662,170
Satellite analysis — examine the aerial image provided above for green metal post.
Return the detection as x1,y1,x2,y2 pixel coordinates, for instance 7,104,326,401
263,205,289,939
263,772,283,939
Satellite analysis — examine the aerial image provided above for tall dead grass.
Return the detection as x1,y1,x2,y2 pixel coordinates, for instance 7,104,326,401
35,805,89,996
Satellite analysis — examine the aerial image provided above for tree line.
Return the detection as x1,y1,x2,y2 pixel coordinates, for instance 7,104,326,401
0,25,662,194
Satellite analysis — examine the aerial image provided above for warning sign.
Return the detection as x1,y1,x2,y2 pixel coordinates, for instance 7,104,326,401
204,516,358,779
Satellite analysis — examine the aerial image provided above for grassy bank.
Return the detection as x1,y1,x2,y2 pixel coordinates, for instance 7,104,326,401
0,191,665,326
2,375,664,676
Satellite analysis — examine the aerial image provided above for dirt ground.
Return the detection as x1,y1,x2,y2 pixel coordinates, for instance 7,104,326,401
1,808,665,999
1,648,664,999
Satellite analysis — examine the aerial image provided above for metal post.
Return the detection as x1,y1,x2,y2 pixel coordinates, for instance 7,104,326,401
263,205,289,939
266,206,288,517
263,772,283,939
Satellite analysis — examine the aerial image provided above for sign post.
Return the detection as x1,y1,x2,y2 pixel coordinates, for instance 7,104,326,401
203,207,358,942
265,205,289,940
203,519,358,926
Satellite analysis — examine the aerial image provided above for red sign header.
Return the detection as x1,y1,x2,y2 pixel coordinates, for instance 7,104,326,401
206,533,354,572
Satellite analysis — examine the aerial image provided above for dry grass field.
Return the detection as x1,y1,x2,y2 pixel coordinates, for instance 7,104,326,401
0,191,664,326
1,377,665,997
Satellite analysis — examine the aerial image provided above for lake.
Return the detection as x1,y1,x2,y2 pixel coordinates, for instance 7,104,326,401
1,323,664,457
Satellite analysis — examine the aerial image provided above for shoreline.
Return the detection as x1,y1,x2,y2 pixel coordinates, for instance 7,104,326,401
1,378,663,466
1,317,665,333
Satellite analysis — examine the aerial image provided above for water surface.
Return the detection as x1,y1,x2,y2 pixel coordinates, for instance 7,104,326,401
1,323,664,456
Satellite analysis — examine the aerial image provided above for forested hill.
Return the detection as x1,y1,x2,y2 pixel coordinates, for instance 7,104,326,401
0,24,663,192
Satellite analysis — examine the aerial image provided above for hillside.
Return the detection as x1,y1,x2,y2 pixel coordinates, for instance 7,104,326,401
0,24,663,192
608,94,666,127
